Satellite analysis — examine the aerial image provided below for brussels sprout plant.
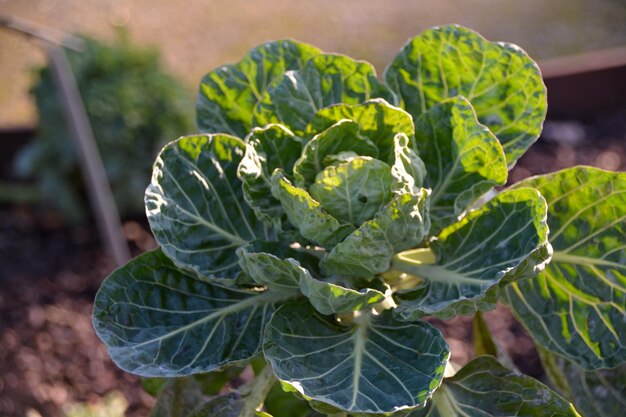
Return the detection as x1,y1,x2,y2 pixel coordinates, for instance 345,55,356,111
93,25,626,417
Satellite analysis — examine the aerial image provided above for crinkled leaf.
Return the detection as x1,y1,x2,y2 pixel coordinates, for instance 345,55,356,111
93,249,282,377
254,54,394,135
385,24,546,167
505,167,626,369
145,134,261,281
238,124,303,226
197,40,321,137
299,274,385,315
391,133,426,193
309,157,393,227
306,99,414,162
540,349,626,417
408,356,580,417
322,190,430,277
264,303,449,414
271,170,355,247
413,96,507,229
293,120,379,187
395,188,550,320
237,249,307,295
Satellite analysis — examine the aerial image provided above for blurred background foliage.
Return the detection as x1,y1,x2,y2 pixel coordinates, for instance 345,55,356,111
1,0,626,127
12,30,192,221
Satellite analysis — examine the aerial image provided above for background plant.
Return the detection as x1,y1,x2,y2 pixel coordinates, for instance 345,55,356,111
14,30,193,222
93,25,625,416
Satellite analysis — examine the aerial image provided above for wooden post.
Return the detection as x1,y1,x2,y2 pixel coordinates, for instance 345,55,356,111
46,45,131,266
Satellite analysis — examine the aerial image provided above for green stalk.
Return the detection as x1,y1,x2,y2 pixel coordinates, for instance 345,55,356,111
536,346,573,400
391,247,437,273
473,311,498,357
385,248,436,291
472,311,518,371
240,364,276,417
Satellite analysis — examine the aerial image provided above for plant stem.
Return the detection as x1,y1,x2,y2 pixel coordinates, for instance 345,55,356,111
240,364,276,417
473,311,498,357
472,311,518,371
432,385,457,415
536,346,573,400
391,247,437,274
385,248,436,291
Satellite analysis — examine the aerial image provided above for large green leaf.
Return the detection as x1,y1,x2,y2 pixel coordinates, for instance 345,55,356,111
321,190,430,277
305,99,414,162
395,188,550,319
197,40,321,137
254,54,394,135
540,349,626,417
505,167,626,369
93,250,283,377
264,303,449,414
293,120,379,187
385,24,546,167
309,157,393,227
146,134,262,280
237,249,307,295
271,170,355,247
238,124,303,226
408,356,580,417
413,96,507,228
299,274,385,315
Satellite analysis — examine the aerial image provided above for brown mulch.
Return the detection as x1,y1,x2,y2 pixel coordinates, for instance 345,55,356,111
0,210,155,417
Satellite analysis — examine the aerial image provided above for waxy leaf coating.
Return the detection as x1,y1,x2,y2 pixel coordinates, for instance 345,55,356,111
254,53,394,135
395,188,550,319
146,134,261,280
93,250,283,377
238,124,303,226
385,24,546,167
271,170,355,247
299,273,385,315
408,356,580,417
237,250,305,295
306,99,415,162
505,167,626,369
413,96,507,230
293,119,379,187
321,190,430,277
264,303,449,414
310,157,393,227
540,349,626,417
197,39,321,137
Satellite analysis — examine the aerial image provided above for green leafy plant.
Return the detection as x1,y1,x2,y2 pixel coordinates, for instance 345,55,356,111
93,25,626,416
15,31,192,221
